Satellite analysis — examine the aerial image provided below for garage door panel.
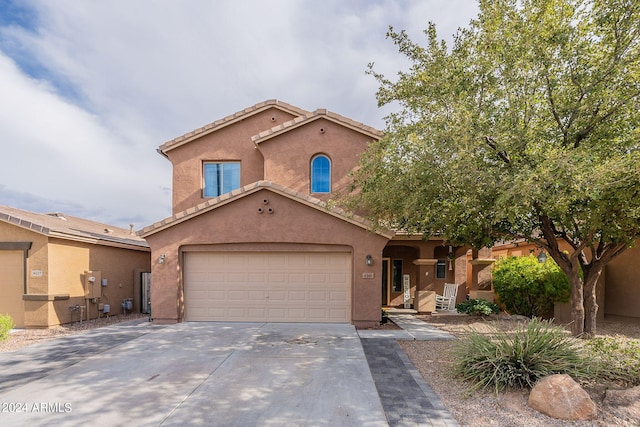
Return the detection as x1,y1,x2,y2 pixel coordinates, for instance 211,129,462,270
329,309,348,321
227,272,246,282
267,307,286,319
308,308,329,321
308,291,327,301
286,308,307,320
247,307,268,319
267,254,287,267
329,272,348,282
308,273,326,283
330,291,348,302
288,291,306,301
287,273,306,283
189,289,209,300
248,254,267,266
247,290,266,300
226,290,248,301
206,289,226,300
247,272,265,282
268,290,286,301
267,273,286,283
185,252,351,322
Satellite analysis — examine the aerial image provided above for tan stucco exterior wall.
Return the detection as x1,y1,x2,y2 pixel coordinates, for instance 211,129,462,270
166,108,298,214
0,221,49,294
0,222,48,327
0,250,25,327
42,239,151,327
604,240,640,318
48,241,88,296
145,189,389,327
257,119,373,201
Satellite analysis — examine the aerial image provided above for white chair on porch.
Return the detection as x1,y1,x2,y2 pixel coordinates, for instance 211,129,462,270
435,283,459,311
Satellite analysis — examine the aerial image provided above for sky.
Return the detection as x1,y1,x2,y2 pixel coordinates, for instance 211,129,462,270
0,0,479,230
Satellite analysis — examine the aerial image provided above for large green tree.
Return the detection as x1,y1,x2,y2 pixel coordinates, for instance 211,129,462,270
354,0,640,336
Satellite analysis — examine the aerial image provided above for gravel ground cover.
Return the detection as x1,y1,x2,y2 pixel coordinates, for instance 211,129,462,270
0,313,147,353
400,314,640,427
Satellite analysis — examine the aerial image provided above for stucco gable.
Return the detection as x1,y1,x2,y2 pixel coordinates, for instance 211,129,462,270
139,181,394,239
251,109,383,146
0,205,148,250
158,99,310,155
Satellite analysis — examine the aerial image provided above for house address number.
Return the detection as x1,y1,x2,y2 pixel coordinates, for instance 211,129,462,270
362,272,374,279
31,270,43,277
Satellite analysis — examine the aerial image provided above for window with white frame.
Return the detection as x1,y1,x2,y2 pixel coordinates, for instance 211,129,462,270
311,155,331,193
203,162,240,197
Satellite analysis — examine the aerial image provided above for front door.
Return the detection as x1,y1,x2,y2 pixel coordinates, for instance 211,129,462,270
381,257,391,305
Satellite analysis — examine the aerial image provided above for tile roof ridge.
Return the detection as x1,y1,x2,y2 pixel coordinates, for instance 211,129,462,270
252,107,382,144
159,99,311,153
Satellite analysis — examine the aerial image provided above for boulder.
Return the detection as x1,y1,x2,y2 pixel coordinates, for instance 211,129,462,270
528,374,597,420
603,386,640,423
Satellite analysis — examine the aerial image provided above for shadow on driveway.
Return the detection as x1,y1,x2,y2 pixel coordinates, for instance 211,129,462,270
0,321,387,426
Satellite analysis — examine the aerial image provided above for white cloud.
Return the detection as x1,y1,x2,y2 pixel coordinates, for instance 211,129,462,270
0,0,478,228
0,51,171,227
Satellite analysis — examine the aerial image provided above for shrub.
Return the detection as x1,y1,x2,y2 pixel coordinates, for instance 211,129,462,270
583,337,640,387
492,255,570,318
456,299,499,316
0,314,14,341
454,318,586,392
381,309,389,324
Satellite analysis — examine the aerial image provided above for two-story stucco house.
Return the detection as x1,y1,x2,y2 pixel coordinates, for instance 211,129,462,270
140,100,466,327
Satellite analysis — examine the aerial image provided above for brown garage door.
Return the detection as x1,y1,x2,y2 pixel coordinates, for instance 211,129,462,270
184,252,351,322
0,251,24,328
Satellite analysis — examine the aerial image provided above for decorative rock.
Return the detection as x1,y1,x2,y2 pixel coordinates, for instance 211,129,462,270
528,374,597,420
603,386,640,423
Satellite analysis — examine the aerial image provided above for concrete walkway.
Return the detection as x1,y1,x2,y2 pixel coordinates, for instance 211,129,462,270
357,314,456,341
359,314,459,427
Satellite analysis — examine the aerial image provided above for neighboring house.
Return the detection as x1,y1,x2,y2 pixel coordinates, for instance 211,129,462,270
140,100,465,327
0,205,150,328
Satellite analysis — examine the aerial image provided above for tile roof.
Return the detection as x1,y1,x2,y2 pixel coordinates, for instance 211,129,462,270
0,205,149,250
139,181,394,239
158,99,311,155
252,108,383,145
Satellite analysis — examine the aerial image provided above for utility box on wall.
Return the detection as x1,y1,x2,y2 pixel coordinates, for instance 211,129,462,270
84,270,102,299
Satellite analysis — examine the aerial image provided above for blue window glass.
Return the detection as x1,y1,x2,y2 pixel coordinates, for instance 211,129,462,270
203,162,240,197
311,155,331,193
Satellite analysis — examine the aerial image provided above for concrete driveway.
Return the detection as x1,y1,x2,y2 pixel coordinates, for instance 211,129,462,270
0,320,387,426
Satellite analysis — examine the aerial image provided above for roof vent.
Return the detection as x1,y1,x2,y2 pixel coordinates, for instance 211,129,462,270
47,212,67,221
104,228,113,234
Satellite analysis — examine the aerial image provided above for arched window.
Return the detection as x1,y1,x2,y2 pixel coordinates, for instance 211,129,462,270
311,155,331,193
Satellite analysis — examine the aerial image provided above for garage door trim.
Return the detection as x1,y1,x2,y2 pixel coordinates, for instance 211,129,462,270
183,250,352,323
